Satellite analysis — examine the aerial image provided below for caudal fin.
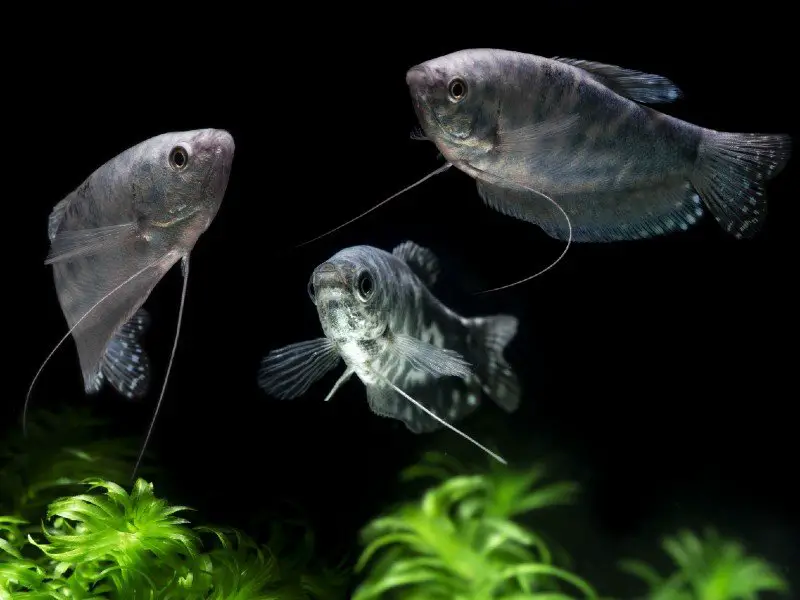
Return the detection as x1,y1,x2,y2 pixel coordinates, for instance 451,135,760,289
92,308,151,400
467,315,521,413
693,130,791,238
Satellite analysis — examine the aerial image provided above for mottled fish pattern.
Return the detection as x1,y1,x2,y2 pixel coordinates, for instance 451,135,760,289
259,241,521,434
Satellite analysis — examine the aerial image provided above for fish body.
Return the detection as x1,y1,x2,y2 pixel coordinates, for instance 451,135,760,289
259,241,520,434
407,49,792,242
45,129,235,397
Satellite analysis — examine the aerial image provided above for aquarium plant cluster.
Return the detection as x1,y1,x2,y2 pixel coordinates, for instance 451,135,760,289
0,410,790,599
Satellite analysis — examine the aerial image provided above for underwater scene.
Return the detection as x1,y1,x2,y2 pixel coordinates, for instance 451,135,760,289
4,12,797,600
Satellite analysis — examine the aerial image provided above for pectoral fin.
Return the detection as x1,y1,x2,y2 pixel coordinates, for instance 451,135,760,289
45,223,139,265
258,338,341,399
389,334,472,378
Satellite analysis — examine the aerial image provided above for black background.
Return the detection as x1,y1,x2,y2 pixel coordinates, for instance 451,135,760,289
5,5,797,596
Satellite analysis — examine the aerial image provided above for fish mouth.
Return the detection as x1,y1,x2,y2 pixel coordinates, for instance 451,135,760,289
406,66,449,141
197,128,235,191
406,65,430,115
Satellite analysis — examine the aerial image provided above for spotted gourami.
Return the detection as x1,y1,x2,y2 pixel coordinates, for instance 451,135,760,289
25,129,235,478
298,49,792,291
258,241,521,463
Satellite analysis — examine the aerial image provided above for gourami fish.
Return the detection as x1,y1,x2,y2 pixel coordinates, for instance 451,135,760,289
25,128,235,478
299,49,791,291
258,241,521,463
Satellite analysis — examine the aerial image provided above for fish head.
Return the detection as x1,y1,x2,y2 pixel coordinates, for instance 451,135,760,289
406,50,497,163
309,247,388,344
133,128,235,249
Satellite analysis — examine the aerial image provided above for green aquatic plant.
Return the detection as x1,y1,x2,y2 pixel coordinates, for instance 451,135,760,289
352,451,597,600
0,408,150,520
0,477,350,599
619,528,789,600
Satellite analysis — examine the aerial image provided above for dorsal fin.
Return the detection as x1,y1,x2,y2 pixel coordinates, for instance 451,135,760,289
48,196,72,241
552,57,682,104
392,241,440,287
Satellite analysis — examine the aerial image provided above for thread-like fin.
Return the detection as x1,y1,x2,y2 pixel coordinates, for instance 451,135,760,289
131,255,190,481
293,163,452,248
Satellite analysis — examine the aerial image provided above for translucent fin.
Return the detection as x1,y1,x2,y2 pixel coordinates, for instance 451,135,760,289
293,163,452,248
392,241,440,286
476,179,708,242
47,197,71,241
45,223,138,265
131,255,191,481
552,57,682,104
24,258,165,437
466,315,520,413
494,114,581,155
258,338,341,399
390,334,472,378
368,370,507,465
693,131,792,238
98,308,151,400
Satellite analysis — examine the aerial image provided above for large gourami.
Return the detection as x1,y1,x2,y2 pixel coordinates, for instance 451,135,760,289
25,128,235,478
298,49,792,292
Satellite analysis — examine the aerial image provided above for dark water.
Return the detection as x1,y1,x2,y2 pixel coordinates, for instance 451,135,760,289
5,7,797,597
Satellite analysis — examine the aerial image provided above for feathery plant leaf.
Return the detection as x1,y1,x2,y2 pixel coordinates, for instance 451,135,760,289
28,477,199,594
353,451,597,600
620,528,789,600
0,408,154,521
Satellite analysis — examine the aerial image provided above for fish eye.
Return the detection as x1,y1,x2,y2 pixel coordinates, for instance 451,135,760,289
448,77,467,102
169,146,189,170
356,271,374,302
307,277,316,304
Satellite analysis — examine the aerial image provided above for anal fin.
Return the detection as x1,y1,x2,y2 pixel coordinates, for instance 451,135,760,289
476,179,705,242
95,308,152,400
366,374,482,434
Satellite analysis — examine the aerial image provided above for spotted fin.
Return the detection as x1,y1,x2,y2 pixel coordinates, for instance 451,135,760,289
88,308,151,399
692,131,792,239
258,338,341,399
392,241,440,287
366,376,482,434
465,314,520,413
475,179,710,242
552,57,682,104
46,222,139,265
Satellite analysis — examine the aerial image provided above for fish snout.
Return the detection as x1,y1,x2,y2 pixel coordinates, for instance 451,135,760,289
196,128,235,161
313,262,347,290
405,66,429,91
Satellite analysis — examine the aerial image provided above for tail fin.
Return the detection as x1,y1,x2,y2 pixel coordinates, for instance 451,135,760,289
92,308,151,400
466,315,521,413
693,131,791,238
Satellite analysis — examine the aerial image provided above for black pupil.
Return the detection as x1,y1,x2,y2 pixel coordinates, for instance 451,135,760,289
173,149,185,166
451,81,464,97
360,274,372,296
